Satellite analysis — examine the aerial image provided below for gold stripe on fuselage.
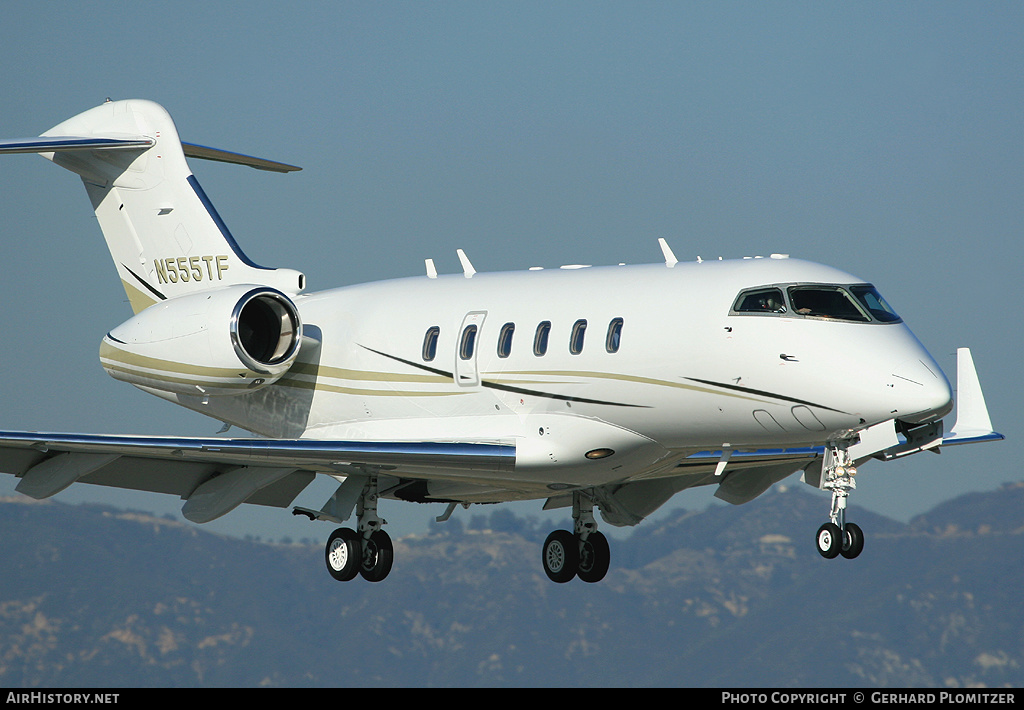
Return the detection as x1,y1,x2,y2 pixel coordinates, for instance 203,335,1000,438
491,369,775,405
101,342,465,397
102,341,770,405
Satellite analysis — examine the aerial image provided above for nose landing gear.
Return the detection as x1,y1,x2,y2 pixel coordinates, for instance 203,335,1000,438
816,520,863,559
815,439,864,560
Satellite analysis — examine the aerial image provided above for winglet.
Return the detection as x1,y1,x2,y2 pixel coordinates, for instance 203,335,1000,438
946,347,1003,445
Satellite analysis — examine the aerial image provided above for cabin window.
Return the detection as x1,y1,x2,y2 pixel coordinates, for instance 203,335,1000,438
850,285,902,323
459,324,478,360
787,286,870,322
733,288,787,314
606,317,623,353
533,321,551,356
422,326,440,361
497,322,515,358
569,319,587,355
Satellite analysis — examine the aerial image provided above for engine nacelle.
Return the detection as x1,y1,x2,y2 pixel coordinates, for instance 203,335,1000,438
100,285,302,397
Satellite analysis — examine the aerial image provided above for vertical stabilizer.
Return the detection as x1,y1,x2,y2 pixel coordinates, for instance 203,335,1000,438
3,99,304,313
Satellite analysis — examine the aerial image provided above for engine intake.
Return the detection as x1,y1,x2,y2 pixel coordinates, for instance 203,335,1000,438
231,289,301,374
101,285,302,397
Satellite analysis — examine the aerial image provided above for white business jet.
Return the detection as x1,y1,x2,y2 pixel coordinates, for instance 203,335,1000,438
0,100,1003,583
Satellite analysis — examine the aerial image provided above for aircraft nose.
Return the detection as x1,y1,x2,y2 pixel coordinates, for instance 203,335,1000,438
890,357,953,424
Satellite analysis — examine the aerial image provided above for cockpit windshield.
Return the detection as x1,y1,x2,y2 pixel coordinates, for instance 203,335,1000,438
731,283,902,324
788,286,869,322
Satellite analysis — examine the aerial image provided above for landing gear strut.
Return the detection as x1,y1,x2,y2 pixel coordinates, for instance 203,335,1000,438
324,475,394,582
542,491,611,583
815,439,864,560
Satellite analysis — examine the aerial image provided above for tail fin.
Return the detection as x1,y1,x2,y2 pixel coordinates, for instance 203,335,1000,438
0,99,304,313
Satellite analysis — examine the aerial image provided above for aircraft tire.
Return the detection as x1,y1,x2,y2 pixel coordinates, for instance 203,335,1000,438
542,530,579,583
326,527,361,581
577,531,610,583
840,522,864,559
816,522,842,559
359,529,394,582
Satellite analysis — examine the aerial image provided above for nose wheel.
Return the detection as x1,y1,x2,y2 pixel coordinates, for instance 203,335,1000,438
840,521,864,559
814,439,865,560
816,522,842,558
816,521,863,559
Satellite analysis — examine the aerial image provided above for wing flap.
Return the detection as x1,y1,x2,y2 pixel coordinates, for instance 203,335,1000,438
77,455,218,498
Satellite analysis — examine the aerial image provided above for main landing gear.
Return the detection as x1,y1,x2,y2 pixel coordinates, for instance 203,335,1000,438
542,491,611,583
814,439,864,560
324,476,394,582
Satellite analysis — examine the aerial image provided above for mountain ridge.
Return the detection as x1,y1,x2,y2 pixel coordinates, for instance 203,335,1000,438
1,482,1022,687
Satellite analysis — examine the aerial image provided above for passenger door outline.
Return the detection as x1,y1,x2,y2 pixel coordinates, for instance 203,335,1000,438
455,311,487,387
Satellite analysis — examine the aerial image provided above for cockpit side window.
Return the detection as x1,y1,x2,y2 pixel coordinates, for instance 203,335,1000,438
733,288,787,315
850,285,902,323
788,286,870,322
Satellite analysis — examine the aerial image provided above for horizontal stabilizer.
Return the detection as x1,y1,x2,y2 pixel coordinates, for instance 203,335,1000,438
0,136,300,172
182,142,301,173
0,135,154,154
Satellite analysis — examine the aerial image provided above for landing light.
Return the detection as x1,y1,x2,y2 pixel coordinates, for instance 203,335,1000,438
585,448,615,460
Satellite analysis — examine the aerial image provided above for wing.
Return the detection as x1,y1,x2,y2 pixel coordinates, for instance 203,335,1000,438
0,430,514,524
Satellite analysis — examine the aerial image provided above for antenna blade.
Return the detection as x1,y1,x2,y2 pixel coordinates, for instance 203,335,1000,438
658,238,678,267
457,249,476,278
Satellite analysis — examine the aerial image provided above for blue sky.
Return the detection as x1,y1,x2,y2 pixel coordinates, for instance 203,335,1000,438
0,1,1020,542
